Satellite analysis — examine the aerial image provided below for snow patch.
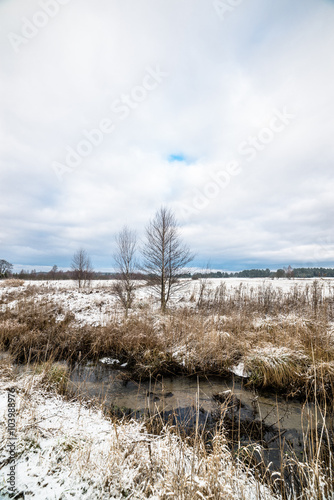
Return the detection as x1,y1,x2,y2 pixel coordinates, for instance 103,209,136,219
99,357,120,365
229,362,250,378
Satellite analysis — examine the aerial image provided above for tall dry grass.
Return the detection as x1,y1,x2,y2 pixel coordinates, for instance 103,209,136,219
0,280,334,393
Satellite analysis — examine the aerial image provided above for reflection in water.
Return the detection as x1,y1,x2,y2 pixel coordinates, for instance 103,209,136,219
69,362,323,453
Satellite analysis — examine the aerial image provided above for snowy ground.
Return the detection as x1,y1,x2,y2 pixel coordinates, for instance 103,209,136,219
1,277,334,326
0,367,276,500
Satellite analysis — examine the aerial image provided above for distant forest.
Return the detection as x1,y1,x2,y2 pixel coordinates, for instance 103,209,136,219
189,267,334,279
6,266,334,280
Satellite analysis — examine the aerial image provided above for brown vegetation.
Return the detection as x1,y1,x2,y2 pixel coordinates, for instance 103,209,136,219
1,278,334,499
0,280,334,395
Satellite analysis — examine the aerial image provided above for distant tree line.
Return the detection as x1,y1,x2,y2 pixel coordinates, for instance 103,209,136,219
190,268,272,279
190,266,334,279
290,267,334,278
7,268,146,281
5,266,334,282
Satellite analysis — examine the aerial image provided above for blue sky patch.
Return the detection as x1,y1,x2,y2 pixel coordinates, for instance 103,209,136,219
168,154,188,163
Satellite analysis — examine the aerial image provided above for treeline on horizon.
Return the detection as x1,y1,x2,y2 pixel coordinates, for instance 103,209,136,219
190,267,334,279
5,266,334,280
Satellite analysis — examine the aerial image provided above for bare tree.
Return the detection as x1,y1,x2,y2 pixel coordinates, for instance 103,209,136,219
49,265,58,280
0,259,13,279
285,265,294,279
112,226,138,316
71,249,93,289
142,207,194,312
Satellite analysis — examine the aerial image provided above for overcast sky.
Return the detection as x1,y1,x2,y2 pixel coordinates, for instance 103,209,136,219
1,0,334,272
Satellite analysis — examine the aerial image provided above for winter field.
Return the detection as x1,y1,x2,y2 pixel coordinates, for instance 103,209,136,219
1,277,334,499
2,276,334,324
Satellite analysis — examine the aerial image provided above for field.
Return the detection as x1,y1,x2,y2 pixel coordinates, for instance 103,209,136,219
1,277,334,499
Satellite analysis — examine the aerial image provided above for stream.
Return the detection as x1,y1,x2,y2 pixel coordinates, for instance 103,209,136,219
68,361,329,470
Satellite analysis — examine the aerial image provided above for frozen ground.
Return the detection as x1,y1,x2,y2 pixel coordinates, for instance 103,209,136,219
1,277,334,326
0,368,276,500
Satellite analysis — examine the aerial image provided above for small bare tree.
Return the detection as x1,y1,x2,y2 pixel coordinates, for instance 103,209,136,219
49,265,58,280
142,207,194,312
71,249,93,289
0,259,13,279
112,226,137,316
285,265,294,279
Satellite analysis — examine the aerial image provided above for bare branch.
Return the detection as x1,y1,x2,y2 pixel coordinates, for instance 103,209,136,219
112,226,138,316
141,207,194,312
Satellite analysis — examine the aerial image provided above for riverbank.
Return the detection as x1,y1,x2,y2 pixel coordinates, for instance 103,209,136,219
0,361,276,499
1,278,334,399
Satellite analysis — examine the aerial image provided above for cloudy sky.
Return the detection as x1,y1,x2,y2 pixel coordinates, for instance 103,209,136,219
1,0,334,272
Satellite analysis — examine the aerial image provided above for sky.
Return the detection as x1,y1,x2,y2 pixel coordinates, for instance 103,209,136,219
1,0,334,272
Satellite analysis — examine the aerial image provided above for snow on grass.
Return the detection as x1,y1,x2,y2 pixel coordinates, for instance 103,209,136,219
248,345,308,364
1,277,334,327
244,346,309,388
0,370,278,499
0,282,119,326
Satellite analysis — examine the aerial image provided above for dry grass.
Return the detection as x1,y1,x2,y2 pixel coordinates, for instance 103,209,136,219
0,352,14,381
0,278,25,287
244,346,309,389
196,280,334,319
33,361,70,395
1,281,334,395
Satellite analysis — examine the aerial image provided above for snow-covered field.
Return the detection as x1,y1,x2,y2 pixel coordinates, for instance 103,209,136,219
1,277,334,326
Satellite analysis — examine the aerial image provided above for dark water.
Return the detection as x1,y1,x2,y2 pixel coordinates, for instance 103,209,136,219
68,361,328,468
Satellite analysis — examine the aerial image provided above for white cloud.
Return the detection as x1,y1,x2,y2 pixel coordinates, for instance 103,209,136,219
1,0,334,270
